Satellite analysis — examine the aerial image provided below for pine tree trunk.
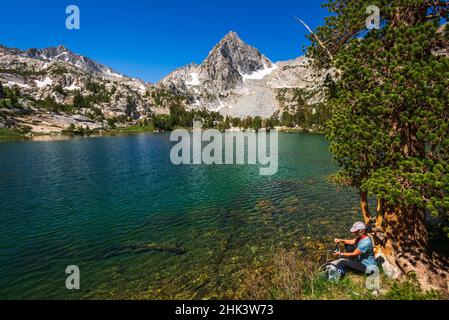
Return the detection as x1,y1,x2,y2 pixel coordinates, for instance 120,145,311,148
358,192,448,291
360,191,371,225
374,204,449,291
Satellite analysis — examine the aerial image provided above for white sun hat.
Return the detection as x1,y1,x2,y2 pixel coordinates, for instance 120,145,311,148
350,222,367,233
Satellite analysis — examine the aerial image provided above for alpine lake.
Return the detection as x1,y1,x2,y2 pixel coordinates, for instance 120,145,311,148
0,132,361,299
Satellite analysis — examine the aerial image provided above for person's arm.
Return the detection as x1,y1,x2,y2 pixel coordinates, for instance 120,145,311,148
334,238,357,245
335,248,362,258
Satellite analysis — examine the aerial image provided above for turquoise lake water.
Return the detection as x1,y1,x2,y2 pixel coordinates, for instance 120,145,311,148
0,133,360,299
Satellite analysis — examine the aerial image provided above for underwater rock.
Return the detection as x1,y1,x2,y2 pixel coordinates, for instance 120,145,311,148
100,242,188,259
256,199,276,215
133,243,188,255
280,196,301,214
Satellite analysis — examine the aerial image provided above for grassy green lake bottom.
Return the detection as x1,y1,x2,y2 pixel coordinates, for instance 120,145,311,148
0,133,361,299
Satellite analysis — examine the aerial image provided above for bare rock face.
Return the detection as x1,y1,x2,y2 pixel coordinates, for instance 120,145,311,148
158,62,199,98
23,45,125,80
0,44,159,134
201,31,273,91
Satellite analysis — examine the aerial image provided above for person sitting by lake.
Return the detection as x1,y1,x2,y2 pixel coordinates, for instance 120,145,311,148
333,222,377,274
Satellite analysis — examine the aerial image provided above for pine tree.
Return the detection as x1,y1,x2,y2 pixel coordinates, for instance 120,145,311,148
253,116,263,131
73,92,85,109
309,0,449,290
223,116,231,130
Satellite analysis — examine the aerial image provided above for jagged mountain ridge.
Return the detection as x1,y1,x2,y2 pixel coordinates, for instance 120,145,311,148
0,45,174,134
0,44,131,81
23,45,129,80
158,31,326,118
159,32,274,93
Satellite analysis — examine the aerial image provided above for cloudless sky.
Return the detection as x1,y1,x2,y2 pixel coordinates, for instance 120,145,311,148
0,0,329,83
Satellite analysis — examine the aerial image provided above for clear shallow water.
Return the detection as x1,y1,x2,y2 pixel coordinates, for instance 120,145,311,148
0,133,359,299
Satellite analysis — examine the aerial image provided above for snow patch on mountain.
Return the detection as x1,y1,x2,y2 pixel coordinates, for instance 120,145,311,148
4,81,30,89
64,83,81,91
242,63,277,81
35,77,53,88
186,73,200,86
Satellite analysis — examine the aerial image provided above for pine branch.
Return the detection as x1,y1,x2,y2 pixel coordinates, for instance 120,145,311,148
295,16,334,62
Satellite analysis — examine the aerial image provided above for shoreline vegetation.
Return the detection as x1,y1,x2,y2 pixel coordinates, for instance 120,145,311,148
0,123,324,141
1,82,328,140
0,127,25,138
235,224,448,300
237,246,444,300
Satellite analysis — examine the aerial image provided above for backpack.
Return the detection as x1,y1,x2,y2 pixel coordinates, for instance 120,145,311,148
325,262,346,282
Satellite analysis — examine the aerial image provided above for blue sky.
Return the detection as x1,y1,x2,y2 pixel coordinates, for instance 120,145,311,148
0,0,328,83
